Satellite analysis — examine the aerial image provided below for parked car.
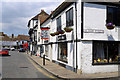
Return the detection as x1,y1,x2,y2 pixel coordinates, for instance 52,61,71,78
0,48,9,56
10,47,15,51
4,47,10,51
19,48,26,52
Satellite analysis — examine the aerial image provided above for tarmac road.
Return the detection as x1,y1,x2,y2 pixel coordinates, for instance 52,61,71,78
1,51,57,80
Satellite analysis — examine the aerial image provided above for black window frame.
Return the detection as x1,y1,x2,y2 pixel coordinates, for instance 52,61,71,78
92,41,120,65
34,30,37,41
57,42,68,63
66,7,74,27
56,16,61,31
107,6,120,26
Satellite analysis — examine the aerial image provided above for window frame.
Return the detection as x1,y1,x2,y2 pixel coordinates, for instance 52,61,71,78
66,7,74,27
107,6,120,26
57,42,68,63
92,41,120,65
56,16,61,31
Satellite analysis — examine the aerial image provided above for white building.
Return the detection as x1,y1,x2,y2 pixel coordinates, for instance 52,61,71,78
28,10,49,55
30,1,120,74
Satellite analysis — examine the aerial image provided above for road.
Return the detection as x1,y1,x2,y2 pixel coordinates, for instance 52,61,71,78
1,51,58,80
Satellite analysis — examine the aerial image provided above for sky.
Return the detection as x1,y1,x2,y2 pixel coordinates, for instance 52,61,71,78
0,0,64,36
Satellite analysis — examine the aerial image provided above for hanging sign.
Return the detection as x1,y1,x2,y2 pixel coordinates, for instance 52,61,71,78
41,27,50,39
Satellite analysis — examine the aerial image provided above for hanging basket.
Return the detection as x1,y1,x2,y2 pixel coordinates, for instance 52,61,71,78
50,33,55,36
59,30,65,34
64,27,73,32
55,31,60,35
106,23,115,30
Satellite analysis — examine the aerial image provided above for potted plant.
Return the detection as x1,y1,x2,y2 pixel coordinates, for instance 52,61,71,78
50,33,55,36
59,30,65,34
106,23,115,30
55,31,60,35
64,27,73,32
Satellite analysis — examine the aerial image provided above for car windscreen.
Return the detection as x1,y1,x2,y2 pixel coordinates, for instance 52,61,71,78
2,49,8,51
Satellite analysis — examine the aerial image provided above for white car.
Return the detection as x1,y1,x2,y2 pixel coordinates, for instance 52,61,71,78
10,47,15,51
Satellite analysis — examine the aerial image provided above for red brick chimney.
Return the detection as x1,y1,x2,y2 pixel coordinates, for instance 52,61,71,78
41,9,44,12
51,11,53,14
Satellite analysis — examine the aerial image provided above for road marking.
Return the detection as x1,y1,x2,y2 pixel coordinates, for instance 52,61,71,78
27,57,58,80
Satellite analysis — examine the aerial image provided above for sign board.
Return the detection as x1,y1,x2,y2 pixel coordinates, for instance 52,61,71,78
84,29,104,33
41,27,49,39
58,35,66,41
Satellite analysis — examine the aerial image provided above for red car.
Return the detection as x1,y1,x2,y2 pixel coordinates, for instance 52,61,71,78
0,48,9,56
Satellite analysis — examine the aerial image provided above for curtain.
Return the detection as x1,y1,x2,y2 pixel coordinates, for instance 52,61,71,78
95,43,105,59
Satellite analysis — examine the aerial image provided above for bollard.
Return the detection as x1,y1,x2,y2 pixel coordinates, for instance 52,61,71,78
43,54,45,65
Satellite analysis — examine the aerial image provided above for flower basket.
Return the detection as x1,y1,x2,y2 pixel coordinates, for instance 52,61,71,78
55,31,60,35
59,30,65,34
106,23,115,30
50,33,55,36
64,27,73,32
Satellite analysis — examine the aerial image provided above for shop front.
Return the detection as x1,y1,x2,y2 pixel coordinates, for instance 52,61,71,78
93,41,120,64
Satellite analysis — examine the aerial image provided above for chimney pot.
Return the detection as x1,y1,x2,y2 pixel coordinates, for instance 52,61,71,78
51,11,53,14
41,9,44,12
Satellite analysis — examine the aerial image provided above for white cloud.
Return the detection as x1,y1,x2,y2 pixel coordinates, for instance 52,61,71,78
2,0,64,2
1,1,62,35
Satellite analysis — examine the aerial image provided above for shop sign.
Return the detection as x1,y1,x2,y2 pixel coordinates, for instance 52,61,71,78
41,27,50,39
58,35,66,41
84,29,104,33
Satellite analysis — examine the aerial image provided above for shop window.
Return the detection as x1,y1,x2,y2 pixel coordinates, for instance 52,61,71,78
93,41,120,64
107,7,120,26
66,8,73,27
58,43,68,63
57,16,61,31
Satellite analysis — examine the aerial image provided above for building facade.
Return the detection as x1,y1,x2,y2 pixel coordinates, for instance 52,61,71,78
28,1,120,74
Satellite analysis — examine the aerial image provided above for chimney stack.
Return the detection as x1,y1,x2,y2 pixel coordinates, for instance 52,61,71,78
12,34,14,38
41,9,44,12
51,11,53,14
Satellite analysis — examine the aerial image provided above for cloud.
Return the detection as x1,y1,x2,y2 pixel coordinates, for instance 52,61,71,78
2,0,64,2
1,1,62,35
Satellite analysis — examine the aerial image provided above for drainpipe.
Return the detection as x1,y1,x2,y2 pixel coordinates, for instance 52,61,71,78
75,2,78,73
72,30,75,72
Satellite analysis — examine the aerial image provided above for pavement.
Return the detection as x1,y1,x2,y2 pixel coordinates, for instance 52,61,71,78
27,53,120,80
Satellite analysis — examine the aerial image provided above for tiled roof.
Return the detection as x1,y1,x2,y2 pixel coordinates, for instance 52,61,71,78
32,10,49,23
0,32,30,42
17,35,30,42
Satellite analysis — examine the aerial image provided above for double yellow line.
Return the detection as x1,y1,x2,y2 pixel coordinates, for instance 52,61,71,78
27,57,58,80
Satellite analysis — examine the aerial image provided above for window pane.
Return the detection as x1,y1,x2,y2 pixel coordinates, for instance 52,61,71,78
107,7,114,23
66,11,69,27
116,8,120,26
58,43,67,62
93,42,107,63
118,44,120,62
108,43,118,63
70,8,73,26
57,17,61,31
